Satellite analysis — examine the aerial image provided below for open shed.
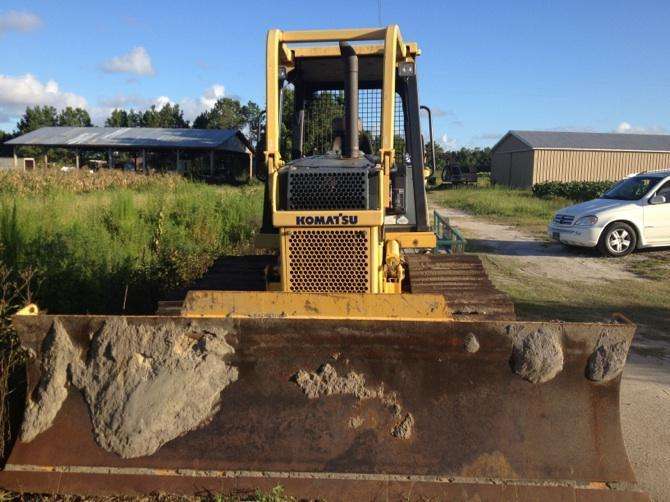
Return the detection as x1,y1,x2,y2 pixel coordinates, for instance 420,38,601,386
4,127,254,179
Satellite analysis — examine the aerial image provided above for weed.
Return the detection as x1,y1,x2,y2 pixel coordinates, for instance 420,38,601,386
0,257,36,463
429,184,573,231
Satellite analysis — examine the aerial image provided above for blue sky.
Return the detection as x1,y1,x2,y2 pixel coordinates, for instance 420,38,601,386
1,0,669,148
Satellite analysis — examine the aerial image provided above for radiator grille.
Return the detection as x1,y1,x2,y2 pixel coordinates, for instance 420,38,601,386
287,229,370,293
288,170,368,210
553,214,575,225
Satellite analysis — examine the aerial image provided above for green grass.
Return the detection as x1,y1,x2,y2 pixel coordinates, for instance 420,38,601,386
0,180,262,315
429,182,575,233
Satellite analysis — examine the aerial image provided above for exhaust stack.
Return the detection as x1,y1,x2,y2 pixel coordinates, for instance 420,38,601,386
340,42,359,158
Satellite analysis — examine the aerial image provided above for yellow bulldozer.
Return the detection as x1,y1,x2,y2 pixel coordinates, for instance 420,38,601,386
1,26,647,500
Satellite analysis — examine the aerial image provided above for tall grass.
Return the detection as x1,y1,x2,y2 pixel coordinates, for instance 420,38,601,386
429,184,575,228
0,262,35,463
0,169,186,197
0,182,262,314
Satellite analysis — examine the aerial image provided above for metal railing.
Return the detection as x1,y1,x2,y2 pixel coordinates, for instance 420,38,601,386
434,211,467,254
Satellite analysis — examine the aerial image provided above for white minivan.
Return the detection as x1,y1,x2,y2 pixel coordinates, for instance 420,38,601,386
548,170,670,257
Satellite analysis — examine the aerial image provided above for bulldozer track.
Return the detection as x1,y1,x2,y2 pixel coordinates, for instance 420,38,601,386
405,254,516,320
158,253,515,321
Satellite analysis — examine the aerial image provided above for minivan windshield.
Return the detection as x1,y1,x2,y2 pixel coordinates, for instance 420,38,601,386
601,176,659,200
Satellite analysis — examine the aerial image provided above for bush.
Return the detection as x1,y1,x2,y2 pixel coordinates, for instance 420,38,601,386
532,181,616,201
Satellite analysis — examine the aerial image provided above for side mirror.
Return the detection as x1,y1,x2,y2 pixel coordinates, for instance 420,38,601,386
649,195,666,205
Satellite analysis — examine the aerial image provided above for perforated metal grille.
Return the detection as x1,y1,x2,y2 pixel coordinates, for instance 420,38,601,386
287,229,370,293
288,170,368,210
303,89,405,163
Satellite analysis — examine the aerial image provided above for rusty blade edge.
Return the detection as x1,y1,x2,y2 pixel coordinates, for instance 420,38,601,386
1,465,644,493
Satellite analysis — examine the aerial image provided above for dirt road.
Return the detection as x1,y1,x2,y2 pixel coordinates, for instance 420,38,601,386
435,206,670,501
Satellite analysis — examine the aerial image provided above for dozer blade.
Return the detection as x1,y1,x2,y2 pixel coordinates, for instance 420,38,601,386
1,314,648,500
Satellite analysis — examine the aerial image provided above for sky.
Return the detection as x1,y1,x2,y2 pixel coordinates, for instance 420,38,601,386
1,0,669,148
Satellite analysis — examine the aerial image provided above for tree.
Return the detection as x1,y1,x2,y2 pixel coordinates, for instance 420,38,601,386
193,97,246,130
127,109,143,127
157,103,188,128
279,88,294,160
425,141,446,173
17,105,58,134
105,109,129,127
57,107,92,127
105,104,188,128
241,101,263,147
141,105,162,128
449,147,492,172
0,130,16,156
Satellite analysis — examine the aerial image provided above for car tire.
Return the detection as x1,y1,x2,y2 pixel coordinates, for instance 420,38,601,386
597,222,637,257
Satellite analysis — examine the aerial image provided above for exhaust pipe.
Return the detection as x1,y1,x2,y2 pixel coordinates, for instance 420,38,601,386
340,42,359,158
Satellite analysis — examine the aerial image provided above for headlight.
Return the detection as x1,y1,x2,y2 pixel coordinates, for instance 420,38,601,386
575,215,598,226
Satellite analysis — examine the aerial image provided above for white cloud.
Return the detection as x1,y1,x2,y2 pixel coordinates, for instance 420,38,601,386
439,132,458,150
154,95,171,109
0,10,42,35
614,121,666,135
102,46,155,76
0,73,87,123
90,84,227,125
179,84,225,121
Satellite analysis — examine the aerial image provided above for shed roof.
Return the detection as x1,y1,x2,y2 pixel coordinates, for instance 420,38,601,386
495,130,670,152
5,127,252,153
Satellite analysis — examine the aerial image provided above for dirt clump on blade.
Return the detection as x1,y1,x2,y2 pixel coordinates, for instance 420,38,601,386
20,318,238,458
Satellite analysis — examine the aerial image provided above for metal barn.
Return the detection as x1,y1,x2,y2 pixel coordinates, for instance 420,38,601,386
491,130,670,188
4,127,254,180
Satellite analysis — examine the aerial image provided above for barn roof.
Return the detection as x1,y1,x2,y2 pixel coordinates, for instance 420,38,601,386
496,130,670,152
5,127,252,153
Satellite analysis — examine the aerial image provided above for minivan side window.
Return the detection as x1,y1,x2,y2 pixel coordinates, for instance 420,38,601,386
656,181,670,202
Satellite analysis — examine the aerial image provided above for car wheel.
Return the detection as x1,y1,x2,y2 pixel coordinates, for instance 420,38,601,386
597,222,637,257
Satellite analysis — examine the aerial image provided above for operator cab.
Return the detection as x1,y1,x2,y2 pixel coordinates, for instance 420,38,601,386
265,37,434,232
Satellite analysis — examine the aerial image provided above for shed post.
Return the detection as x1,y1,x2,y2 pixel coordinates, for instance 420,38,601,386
43,152,48,168
13,146,18,169
247,151,253,180
209,150,214,175
176,149,180,172
142,149,147,173
75,149,80,169
107,149,114,169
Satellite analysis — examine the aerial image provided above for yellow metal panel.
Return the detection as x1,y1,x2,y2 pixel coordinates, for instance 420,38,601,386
292,44,385,58
370,226,381,293
272,210,384,227
281,27,387,43
265,29,282,174
290,42,418,59
181,291,453,321
381,25,398,170
279,43,293,64
385,231,437,248
282,227,373,293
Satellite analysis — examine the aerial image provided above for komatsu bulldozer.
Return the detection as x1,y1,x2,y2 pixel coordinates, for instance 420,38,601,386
1,27,648,500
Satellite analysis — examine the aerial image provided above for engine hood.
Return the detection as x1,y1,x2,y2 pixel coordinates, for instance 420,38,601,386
557,198,636,217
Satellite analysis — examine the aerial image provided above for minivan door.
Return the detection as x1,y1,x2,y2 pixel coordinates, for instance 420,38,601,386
643,180,670,244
